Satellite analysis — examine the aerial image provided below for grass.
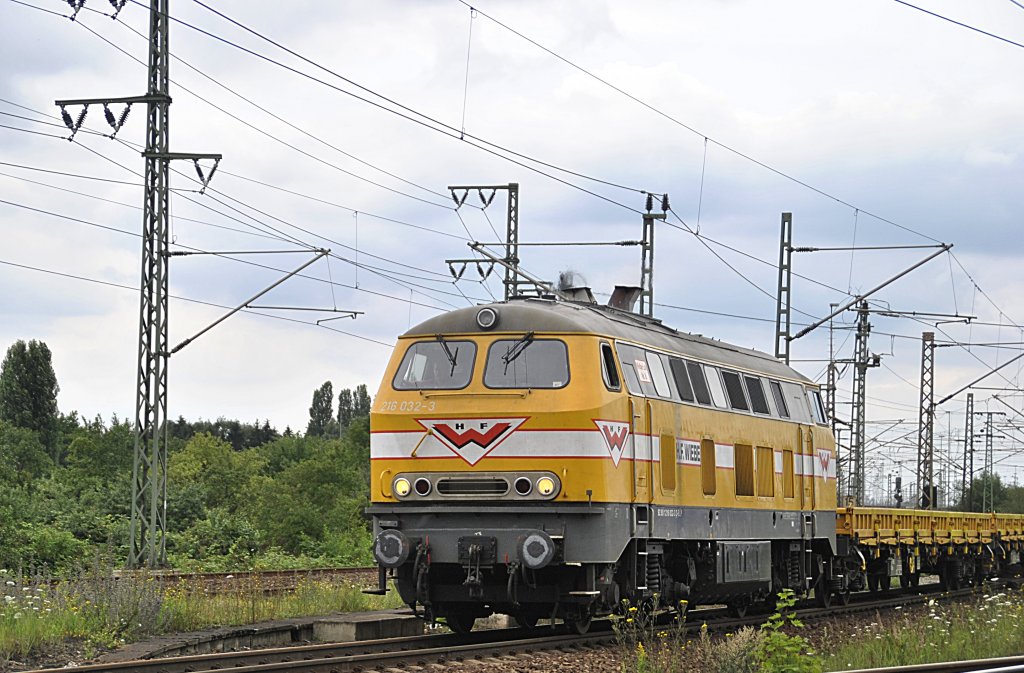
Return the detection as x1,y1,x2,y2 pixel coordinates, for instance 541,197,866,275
615,587,1024,673
819,589,1024,670
0,566,404,665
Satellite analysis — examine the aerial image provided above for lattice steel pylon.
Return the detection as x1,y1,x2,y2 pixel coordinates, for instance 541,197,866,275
774,213,793,364
916,332,935,508
503,183,520,301
129,0,173,569
55,0,221,567
446,183,519,300
639,195,666,318
983,414,996,511
849,302,873,505
962,393,973,509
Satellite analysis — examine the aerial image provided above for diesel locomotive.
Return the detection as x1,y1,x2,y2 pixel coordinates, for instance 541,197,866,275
367,291,1024,632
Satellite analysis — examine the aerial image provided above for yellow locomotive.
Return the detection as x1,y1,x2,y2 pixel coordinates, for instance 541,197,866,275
367,292,1024,630
368,291,841,631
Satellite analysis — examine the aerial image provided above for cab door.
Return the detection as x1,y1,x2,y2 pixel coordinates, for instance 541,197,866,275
629,397,652,505
800,424,816,511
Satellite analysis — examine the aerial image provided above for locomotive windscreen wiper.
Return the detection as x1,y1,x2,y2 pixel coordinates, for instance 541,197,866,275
502,332,535,374
435,334,459,376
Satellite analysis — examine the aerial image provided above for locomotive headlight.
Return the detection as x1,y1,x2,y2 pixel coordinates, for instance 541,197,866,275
393,477,411,497
536,476,557,497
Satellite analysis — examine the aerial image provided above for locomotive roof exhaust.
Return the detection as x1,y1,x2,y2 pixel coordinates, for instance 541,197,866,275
608,285,642,313
561,286,597,304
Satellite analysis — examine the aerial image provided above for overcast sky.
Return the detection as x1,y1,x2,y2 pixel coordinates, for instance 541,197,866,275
2,0,1023,502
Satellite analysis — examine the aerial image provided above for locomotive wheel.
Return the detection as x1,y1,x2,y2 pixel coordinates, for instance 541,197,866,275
814,584,832,609
444,609,476,634
513,611,541,629
726,600,749,619
564,609,592,635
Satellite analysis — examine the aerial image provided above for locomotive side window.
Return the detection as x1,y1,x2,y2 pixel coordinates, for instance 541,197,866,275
782,448,795,498
721,370,750,411
393,339,477,390
600,343,621,391
808,389,828,425
660,433,676,492
734,443,754,496
745,376,770,415
686,361,712,405
781,381,813,423
701,438,716,495
756,446,774,496
703,365,728,408
647,352,673,398
617,344,657,397
484,339,569,389
620,361,643,395
667,358,695,402
769,381,790,418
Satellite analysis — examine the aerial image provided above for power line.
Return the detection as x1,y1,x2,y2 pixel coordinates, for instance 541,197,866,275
135,0,652,213
0,168,474,288
3,101,487,306
67,12,457,211
0,158,141,187
463,0,943,245
17,0,496,251
892,0,1024,50
0,256,392,347
216,171,466,241
0,194,465,311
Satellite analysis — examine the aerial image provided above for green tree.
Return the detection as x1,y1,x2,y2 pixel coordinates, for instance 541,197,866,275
958,472,1008,512
0,420,51,485
307,381,334,437
168,433,262,513
354,384,372,418
337,387,353,434
0,339,60,461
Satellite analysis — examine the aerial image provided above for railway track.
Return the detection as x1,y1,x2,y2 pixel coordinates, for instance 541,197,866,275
845,655,1024,673
28,627,617,673
109,566,379,594
22,581,1003,673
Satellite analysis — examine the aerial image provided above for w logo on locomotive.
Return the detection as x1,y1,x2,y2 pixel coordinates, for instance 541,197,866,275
594,420,631,466
417,417,526,465
818,448,832,476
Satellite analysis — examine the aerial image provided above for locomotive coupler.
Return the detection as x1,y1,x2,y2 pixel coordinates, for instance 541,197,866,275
413,541,432,610
506,561,521,607
464,543,484,599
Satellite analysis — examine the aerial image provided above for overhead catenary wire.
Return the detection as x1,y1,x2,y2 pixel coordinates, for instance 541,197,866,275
15,0,504,261
892,0,1024,51
67,10,457,212
460,0,944,245
0,193,471,312
23,0,461,212
0,256,393,347
101,0,654,214
2,99,496,308
1,97,471,243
